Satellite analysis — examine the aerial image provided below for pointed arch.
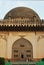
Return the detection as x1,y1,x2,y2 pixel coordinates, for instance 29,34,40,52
12,38,33,61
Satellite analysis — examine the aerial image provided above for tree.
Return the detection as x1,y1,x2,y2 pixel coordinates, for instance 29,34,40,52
0,57,5,65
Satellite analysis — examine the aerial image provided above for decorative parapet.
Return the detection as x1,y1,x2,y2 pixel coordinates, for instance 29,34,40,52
0,19,44,27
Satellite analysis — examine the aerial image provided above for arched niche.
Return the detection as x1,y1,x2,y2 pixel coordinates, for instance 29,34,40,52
12,38,33,61
0,38,6,57
37,38,44,58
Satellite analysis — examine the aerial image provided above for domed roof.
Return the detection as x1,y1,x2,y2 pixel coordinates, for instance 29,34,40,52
4,7,40,21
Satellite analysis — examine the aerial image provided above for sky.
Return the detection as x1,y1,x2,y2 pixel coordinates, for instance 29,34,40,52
0,0,44,19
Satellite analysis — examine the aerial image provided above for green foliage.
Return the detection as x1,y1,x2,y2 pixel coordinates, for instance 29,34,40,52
5,62,12,65
36,61,44,65
41,58,44,61
0,57,5,65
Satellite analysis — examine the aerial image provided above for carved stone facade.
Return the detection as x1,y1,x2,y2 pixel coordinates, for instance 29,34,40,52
0,7,44,61
0,32,44,60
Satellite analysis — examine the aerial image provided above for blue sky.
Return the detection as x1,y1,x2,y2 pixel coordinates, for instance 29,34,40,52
0,0,44,19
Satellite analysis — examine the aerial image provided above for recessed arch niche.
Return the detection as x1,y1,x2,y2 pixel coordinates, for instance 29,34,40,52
12,38,33,61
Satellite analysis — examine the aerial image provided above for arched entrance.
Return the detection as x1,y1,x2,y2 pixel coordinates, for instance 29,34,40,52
12,38,33,61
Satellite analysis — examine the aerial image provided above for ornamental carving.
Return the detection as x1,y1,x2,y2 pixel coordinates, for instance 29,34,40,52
0,33,9,41
37,35,44,42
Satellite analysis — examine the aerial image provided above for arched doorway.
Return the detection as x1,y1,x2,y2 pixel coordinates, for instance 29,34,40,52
12,38,33,61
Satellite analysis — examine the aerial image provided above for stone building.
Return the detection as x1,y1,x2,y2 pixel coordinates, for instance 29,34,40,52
0,7,44,61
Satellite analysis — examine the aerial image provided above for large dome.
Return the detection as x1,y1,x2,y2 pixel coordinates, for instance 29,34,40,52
4,7,40,21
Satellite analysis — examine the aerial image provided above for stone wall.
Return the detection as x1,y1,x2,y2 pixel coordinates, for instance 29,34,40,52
0,31,44,59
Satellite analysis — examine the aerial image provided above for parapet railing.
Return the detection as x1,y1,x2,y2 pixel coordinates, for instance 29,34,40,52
0,19,44,26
